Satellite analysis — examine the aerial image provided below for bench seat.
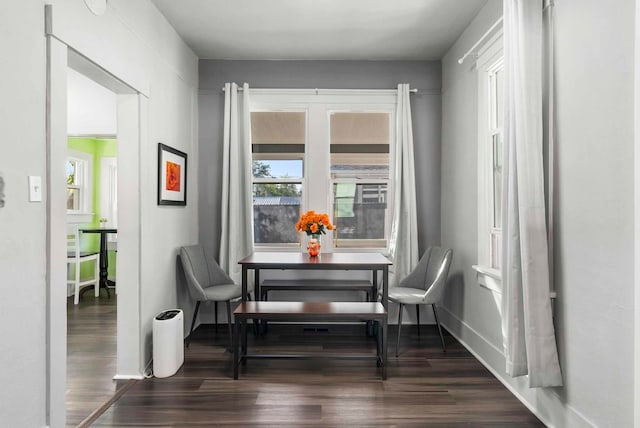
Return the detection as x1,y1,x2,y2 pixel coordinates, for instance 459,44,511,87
260,279,374,300
233,301,388,379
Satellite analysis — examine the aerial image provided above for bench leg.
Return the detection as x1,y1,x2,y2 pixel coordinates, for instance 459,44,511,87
262,290,269,334
214,301,218,333
233,317,240,379
226,301,233,351
382,317,388,380
375,321,382,367
241,318,248,366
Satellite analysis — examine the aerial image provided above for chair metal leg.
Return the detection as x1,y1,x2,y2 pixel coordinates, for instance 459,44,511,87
226,300,233,351
214,301,218,333
416,304,420,336
432,304,446,352
186,301,201,348
396,303,404,357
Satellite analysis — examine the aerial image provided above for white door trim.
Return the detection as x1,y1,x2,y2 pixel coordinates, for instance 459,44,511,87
45,7,145,426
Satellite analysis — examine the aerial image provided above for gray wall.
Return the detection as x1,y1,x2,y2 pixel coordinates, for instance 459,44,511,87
0,2,47,426
441,0,634,427
199,60,442,261
1,1,199,426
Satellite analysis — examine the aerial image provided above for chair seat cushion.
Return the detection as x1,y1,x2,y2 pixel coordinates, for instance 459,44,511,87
388,287,427,305
203,283,254,301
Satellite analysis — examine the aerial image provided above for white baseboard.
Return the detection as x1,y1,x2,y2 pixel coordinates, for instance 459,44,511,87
439,306,594,428
112,373,145,380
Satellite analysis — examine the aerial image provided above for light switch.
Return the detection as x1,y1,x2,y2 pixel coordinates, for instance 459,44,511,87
29,176,42,202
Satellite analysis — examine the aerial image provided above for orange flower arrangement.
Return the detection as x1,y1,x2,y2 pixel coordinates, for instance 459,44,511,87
296,210,334,236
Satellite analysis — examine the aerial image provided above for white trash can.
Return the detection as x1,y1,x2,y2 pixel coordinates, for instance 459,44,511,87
153,309,184,378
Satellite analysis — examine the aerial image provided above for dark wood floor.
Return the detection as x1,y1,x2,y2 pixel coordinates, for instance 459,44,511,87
67,297,544,427
66,292,123,427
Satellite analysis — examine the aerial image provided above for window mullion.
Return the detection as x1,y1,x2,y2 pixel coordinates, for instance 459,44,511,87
306,104,331,236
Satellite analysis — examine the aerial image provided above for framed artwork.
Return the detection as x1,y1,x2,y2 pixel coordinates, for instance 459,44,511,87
157,143,187,206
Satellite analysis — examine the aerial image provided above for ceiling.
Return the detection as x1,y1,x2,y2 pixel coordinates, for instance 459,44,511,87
150,0,488,60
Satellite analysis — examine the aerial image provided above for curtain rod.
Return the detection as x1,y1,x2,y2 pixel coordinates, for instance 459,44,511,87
222,87,418,94
458,17,503,64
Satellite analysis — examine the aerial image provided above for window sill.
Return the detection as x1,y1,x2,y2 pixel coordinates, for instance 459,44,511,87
67,212,94,224
472,264,502,294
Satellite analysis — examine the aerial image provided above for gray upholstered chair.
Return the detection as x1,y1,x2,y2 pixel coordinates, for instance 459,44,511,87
389,246,453,357
179,245,251,348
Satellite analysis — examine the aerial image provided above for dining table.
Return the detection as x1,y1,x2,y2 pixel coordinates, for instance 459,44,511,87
235,251,392,379
79,227,117,298
238,252,392,309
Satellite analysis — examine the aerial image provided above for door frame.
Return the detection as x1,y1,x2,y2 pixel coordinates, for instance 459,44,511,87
45,9,146,427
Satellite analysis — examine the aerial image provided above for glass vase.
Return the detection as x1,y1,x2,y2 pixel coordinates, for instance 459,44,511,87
307,234,321,257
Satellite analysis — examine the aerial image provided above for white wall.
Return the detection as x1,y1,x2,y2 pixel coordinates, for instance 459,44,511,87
0,2,47,427
441,0,635,427
1,0,198,426
67,67,117,135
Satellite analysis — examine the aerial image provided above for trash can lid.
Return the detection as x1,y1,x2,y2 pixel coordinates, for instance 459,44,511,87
155,310,181,321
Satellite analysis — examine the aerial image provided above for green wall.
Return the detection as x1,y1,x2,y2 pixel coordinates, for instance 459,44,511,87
68,137,118,280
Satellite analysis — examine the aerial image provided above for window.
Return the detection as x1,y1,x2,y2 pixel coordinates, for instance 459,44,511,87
487,64,504,269
250,91,396,251
251,111,304,246
330,112,390,248
475,33,503,289
66,158,83,210
66,150,93,222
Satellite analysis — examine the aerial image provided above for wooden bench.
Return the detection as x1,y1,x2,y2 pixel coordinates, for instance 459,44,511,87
260,279,376,301
233,301,388,380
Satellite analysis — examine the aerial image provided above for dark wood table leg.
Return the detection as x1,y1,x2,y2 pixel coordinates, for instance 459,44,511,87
367,270,379,336
98,232,111,298
79,230,111,299
382,267,388,380
372,270,378,301
242,265,248,301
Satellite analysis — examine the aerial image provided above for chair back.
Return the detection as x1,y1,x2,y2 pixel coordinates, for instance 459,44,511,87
399,246,453,303
67,224,81,259
179,245,235,301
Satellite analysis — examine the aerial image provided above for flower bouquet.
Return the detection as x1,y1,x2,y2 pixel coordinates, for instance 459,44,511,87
296,210,334,256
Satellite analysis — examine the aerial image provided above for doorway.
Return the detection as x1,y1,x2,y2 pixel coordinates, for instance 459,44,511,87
47,37,146,427
65,65,120,425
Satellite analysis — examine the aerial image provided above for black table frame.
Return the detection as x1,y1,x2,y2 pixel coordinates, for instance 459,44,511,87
237,252,392,378
79,228,117,299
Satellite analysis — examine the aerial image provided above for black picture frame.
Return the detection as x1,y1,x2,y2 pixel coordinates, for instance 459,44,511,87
157,143,187,206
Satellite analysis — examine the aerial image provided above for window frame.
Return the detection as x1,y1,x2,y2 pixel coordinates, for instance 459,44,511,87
249,89,397,253
329,109,393,250
66,149,93,224
474,32,504,291
250,107,307,250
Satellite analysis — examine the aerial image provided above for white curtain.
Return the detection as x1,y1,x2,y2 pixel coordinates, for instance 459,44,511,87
501,1,562,387
388,83,419,285
219,82,253,283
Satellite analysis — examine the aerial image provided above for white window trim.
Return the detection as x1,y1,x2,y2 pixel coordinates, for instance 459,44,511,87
476,31,504,291
66,149,93,224
99,156,117,244
250,90,397,253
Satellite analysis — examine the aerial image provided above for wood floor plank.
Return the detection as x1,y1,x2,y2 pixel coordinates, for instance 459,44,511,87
68,299,544,427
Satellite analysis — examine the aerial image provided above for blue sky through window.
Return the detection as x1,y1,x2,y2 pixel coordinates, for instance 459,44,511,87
265,159,302,178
